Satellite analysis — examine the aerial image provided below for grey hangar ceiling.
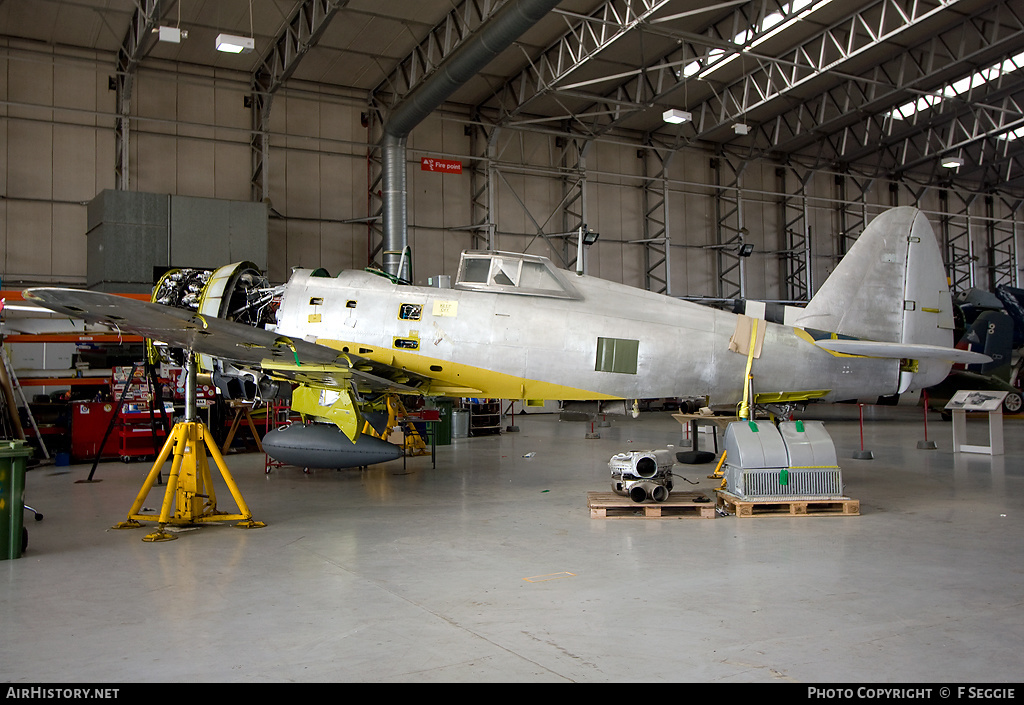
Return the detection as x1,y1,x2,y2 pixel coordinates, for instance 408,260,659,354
4,0,1024,195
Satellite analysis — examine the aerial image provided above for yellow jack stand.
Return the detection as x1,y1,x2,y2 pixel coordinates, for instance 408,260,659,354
112,352,264,541
114,420,266,541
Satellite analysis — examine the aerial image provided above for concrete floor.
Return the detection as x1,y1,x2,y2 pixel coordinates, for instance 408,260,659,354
2,405,1023,683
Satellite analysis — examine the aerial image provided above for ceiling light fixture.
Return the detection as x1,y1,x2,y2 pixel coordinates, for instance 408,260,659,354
216,33,254,53
216,0,255,54
663,108,692,124
156,26,187,43
941,156,964,169
155,4,186,43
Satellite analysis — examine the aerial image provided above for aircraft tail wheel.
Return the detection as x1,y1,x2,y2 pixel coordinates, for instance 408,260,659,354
1003,392,1022,415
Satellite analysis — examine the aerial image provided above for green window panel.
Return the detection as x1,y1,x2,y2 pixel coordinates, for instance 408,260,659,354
595,337,639,374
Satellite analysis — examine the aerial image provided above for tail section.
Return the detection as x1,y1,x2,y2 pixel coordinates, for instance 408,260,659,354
790,207,954,345
788,206,967,392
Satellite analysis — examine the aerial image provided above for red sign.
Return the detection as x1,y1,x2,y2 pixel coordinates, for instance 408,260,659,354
421,157,463,174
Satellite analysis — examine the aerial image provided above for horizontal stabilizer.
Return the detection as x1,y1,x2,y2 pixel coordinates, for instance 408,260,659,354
815,339,991,365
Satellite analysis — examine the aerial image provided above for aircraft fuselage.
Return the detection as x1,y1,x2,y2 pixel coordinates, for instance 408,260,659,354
272,268,900,406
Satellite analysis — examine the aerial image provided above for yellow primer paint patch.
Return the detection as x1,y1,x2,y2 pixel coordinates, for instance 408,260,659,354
523,572,576,583
318,338,617,401
291,385,360,441
754,390,829,403
793,327,864,359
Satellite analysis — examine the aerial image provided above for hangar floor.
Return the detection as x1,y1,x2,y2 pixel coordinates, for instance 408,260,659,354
2,405,1022,683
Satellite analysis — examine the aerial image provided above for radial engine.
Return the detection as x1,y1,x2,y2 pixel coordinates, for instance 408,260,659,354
151,262,286,401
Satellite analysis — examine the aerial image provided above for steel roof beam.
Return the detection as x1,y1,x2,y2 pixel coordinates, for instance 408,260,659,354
371,0,512,109
686,0,966,142
252,0,345,98
761,2,1024,162
480,0,676,125
250,0,346,202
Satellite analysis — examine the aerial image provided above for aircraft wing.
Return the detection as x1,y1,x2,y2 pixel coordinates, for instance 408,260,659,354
814,338,992,365
22,287,424,394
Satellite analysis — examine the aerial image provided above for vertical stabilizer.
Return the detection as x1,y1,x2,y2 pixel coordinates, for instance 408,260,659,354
788,207,956,391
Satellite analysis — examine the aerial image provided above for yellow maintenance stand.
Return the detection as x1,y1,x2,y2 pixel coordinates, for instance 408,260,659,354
113,353,265,542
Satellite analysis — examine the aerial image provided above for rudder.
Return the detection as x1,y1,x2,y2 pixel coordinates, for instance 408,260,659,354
788,206,957,391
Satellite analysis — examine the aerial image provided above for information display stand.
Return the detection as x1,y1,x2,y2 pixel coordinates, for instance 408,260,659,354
946,390,1007,456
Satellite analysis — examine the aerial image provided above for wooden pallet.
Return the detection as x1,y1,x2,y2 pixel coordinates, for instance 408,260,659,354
587,491,716,519
715,490,860,518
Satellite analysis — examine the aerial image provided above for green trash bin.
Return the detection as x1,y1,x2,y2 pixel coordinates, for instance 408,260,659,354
0,440,32,560
428,399,454,446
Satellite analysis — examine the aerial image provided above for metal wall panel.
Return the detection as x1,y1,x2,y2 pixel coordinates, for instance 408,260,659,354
85,190,267,291
6,201,51,279
52,203,86,280
175,139,216,198
170,195,268,271
53,124,96,202
7,121,52,200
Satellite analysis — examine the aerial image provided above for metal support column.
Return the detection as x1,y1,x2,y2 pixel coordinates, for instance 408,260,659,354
712,152,748,300
833,172,874,258
365,102,385,267
640,147,674,296
985,196,1021,290
249,0,344,204
250,93,272,204
940,189,978,296
560,136,589,272
114,0,164,191
777,164,813,302
469,123,499,251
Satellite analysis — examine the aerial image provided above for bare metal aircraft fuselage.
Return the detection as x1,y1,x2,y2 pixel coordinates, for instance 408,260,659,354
23,207,989,469
273,263,898,408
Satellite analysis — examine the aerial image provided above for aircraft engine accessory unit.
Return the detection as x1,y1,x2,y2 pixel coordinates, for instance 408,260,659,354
261,423,403,469
722,420,845,500
609,449,675,503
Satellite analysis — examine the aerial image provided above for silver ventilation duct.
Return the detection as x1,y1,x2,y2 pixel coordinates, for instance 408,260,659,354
380,0,562,281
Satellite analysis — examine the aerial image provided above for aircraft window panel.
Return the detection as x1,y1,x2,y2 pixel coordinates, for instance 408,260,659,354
492,269,515,286
520,261,559,291
595,337,639,374
490,257,521,287
462,259,490,283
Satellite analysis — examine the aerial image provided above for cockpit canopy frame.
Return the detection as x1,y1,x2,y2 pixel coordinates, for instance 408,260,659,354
454,250,581,300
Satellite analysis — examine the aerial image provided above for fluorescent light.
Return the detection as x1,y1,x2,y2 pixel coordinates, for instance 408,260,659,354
941,156,964,169
216,33,254,54
698,51,739,80
663,109,692,124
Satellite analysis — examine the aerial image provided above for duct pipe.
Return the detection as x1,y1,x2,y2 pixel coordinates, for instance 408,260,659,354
629,482,669,503
380,0,562,280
